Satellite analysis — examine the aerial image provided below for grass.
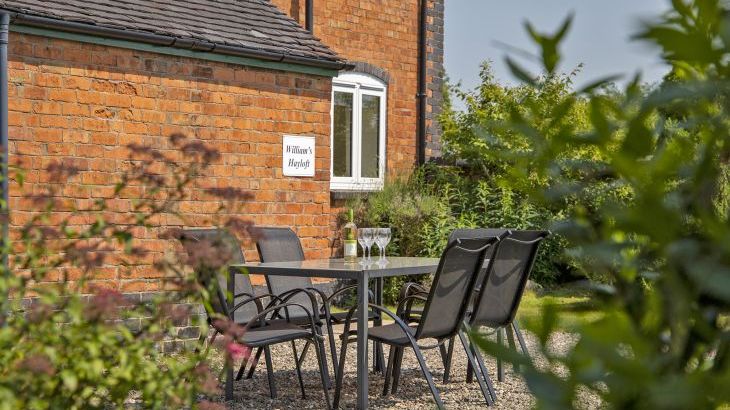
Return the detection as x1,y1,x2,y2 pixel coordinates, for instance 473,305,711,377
517,287,602,331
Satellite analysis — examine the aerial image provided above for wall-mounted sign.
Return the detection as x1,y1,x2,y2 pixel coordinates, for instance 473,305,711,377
282,135,315,177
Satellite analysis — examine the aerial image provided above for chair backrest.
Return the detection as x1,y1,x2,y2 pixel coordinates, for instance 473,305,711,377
470,230,550,328
415,237,499,341
255,227,313,317
448,228,510,285
447,228,509,245
178,228,258,324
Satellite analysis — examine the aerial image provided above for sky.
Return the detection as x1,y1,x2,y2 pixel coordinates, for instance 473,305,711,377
444,0,670,92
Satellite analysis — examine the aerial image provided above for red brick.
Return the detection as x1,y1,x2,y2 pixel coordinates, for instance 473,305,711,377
7,32,344,293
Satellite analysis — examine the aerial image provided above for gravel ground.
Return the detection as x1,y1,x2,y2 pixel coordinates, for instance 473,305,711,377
207,326,601,409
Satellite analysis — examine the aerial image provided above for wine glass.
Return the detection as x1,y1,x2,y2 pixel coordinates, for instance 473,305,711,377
362,228,375,262
376,228,391,261
357,228,368,262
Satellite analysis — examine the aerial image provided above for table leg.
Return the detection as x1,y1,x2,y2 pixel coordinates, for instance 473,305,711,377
373,277,384,372
356,272,370,409
226,268,235,401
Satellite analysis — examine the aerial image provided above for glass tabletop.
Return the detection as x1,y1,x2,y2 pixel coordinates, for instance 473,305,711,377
230,256,440,279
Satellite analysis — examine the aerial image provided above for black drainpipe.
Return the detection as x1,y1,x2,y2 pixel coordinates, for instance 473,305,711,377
416,0,427,165
305,0,314,32
0,12,8,273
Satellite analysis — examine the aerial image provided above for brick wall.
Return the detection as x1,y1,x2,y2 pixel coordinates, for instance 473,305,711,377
271,0,445,163
271,0,422,176
8,32,334,289
270,0,447,250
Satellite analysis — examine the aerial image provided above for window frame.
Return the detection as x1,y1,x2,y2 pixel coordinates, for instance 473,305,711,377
330,72,387,191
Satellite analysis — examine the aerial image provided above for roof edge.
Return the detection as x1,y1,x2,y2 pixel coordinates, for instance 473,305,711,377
2,10,354,72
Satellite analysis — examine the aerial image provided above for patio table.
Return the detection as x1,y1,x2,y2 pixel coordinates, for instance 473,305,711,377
228,256,440,409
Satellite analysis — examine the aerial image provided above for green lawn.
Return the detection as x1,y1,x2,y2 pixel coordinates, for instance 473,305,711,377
517,287,602,331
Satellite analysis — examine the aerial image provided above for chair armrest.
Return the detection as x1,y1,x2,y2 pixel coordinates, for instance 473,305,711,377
231,293,285,315
398,282,428,302
266,287,322,323
338,303,421,347
240,302,320,337
396,294,428,322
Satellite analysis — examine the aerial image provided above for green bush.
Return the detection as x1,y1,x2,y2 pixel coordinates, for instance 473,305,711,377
347,176,449,303
346,163,581,294
346,164,574,302
473,2,730,408
436,60,636,284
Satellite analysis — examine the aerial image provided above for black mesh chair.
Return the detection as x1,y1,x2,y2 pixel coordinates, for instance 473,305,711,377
460,230,550,405
398,228,510,383
333,237,500,409
178,228,331,407
255,227,381,381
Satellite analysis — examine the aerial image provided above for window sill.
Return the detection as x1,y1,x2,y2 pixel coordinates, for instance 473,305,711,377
329,182,383,200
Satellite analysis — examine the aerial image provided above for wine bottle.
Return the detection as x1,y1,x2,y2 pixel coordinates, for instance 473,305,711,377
342,208,357,262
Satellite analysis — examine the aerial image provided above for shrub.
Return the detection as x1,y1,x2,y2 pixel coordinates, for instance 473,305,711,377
436,61,636,284
347,175,450,303
0,134,251,408
474,2,730,408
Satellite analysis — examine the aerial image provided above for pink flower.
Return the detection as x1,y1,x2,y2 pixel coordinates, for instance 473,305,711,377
18,354,55,376
225,342,250,361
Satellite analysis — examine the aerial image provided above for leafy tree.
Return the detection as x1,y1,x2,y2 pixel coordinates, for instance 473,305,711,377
474,1,730,408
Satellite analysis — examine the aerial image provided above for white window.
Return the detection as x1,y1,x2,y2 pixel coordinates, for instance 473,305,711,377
330,72,386,191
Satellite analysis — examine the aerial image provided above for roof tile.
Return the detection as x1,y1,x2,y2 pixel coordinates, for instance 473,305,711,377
0,0,343,65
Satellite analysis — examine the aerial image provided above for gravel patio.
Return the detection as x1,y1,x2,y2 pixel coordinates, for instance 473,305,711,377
208,326,600,409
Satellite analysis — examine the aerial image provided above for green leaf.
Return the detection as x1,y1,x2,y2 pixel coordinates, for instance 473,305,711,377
577,74,623,94
61,370,78,392
620,113,654,158
505,57,536,85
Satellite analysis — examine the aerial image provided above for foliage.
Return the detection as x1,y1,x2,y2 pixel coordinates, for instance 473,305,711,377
0,134,250,409
438,60,637,284
473,1,730,408
347,175,449,303
347,161,572,302
348,164,579,290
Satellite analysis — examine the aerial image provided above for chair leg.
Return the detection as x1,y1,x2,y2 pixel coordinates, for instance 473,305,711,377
325,322,338,385
316,324,333,389
466,360,474,383
383,345,396,396
235,353,250,381
333,335,349,409
441,335,455,383
409,341,445,409
245,347,263,379
377,341,386,376
264,346,277,399
391,346,404,394
439,342,448,369
470,337,497,403
505,324,519,374
297,340,311,367
512,320,530,357
497,327,504,382
313,338,333,410
292,341,307,399
458,331,494,406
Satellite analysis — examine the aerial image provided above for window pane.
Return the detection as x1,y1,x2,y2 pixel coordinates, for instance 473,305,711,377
333,92,353,177
360,94,380,178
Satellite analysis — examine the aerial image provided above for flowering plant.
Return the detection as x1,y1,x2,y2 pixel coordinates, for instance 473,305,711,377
0,134,253,408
